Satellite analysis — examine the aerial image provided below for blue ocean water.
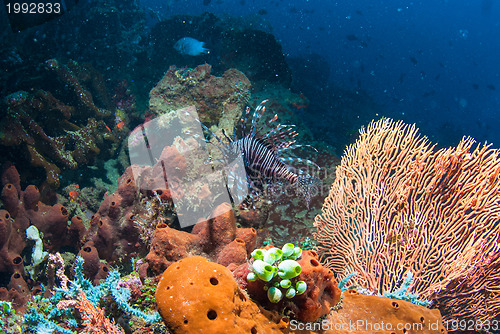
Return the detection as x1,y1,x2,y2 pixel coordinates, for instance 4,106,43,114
141,0,500,149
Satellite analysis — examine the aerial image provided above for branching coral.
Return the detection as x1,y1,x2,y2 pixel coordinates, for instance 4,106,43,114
77,290,125,334
314,118,500,322
24,256,160,334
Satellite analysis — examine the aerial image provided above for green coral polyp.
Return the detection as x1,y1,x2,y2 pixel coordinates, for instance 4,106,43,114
252,259,275,282
246,272,257,281
282,243,295,257
267,287,283,303
280,279,292,289
264,247,283,263
278,260,302,279
247,243,307,304
251,249,264,261
296,281,307,295
290,247,302,260
263,252,278,264
286,287,296,299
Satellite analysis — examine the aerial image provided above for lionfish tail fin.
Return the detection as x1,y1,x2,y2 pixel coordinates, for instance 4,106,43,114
296,174,320,209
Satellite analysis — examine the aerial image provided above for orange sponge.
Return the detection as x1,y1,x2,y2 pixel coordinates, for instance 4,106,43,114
323,289,447,334
156,256,288,334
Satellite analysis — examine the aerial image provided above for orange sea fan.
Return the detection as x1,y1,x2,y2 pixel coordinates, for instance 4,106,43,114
314,118,500,322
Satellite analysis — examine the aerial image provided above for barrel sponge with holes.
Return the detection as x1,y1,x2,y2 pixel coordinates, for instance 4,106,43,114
155,256,288,334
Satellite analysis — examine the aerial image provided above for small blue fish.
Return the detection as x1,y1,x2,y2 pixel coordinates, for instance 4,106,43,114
174,37,209,56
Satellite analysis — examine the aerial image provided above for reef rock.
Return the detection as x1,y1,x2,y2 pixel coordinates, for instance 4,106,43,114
149,64,250,131
0,60,118,191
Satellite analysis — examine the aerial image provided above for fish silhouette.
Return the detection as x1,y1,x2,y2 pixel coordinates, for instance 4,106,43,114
174,37,209,56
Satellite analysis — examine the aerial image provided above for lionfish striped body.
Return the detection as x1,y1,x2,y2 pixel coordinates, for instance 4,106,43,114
203,100,319,208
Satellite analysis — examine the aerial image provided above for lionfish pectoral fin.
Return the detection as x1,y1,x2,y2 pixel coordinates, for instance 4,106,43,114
221,129,234,143
225,165,250,206
197,119,226,146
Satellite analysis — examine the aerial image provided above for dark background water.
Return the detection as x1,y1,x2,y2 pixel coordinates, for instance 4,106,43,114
140,0,500,150
2,0,500,155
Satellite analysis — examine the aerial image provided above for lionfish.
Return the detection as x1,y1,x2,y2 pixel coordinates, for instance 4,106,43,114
201,100,320,208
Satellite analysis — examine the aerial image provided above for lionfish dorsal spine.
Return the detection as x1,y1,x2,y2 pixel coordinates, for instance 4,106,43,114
197,121,221,143
250,99,268,136
262,124,295,141
269,114,278,124
270,128,298,144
